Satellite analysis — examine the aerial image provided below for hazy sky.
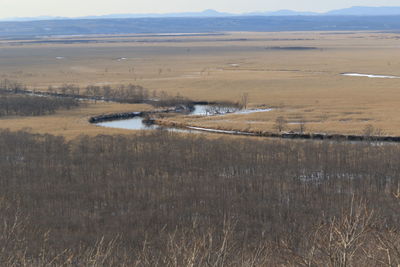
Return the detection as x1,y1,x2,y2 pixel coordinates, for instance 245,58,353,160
1,0,400,18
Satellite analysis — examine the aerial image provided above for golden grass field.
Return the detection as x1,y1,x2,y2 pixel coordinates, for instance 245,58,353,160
0,102,153,138
1,31,400,137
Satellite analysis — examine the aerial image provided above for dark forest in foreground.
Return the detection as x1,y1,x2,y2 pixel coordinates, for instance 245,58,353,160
0,130,399,266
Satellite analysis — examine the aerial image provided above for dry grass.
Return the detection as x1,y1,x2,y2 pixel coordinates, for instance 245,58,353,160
0,102,152,139
1,31,400,136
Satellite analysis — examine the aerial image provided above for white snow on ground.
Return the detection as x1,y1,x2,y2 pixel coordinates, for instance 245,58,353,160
234,108,273,114
342,73,400,79
187,126,255,135
191,105,273,116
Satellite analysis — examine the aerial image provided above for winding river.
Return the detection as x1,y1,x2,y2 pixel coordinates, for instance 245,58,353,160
96,104,272,134
93,104,400,143
93,71,400,142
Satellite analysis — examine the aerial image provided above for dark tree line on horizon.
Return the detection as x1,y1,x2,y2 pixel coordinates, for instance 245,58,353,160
0,79,152,104
0,129,399,265
0,79,242,110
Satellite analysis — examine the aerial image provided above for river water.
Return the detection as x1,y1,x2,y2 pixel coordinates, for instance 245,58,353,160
96,104,272,133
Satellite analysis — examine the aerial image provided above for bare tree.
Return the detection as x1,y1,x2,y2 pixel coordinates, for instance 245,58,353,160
0,94,79,117
0,130,399,265
363,124,385,141
274,116,287,132
363,124,375,137
240,92,249,109
298,117,307,133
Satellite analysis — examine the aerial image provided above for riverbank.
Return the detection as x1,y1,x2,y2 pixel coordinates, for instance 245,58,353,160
90,108,400,143
154,118,400,143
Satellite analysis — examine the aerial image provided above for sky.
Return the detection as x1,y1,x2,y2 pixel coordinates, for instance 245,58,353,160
1,0,400,18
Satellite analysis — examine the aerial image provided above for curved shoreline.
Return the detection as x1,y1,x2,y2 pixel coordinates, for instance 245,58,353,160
154,119,400,142
15,87,393,143
89,111,400,143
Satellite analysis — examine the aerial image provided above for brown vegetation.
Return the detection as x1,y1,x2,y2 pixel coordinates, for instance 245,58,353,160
2,31,400,135
0,94,80,117
0,130,400,265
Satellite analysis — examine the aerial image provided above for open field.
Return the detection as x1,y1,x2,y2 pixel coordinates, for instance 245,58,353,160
1,31,400,136
0,101,152,138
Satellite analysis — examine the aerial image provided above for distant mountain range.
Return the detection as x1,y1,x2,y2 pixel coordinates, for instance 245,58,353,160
326,6,400,16
3,6,400,22
2,15,400,38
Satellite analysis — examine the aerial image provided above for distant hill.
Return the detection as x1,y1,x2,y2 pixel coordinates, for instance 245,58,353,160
246,10,318,16
1,16,400,38
3,6,400,22
80,9,233,19
0,16,67,22
327,6,400,16
0,10,234,22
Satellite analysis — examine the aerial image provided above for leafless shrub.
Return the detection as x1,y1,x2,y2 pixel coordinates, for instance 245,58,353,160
203,102,241,115
363,124,385,140
0,130,399,265
314,198,375,266
298,118,306,133
240,92,249,110
0,79,24,92
0,94,79,117
274,116,287,132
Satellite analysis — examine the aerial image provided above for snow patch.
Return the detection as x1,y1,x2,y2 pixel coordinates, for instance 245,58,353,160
187,126,254,135
234,108,273,115
342,73,400,79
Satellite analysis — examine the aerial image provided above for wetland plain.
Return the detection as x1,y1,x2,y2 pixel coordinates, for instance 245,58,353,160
1,31,400,137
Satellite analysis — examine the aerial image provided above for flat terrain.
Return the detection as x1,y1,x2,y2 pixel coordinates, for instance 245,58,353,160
0,102,152,138
1,31,400,136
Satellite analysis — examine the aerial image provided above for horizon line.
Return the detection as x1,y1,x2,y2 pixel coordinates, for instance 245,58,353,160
2,5,400,21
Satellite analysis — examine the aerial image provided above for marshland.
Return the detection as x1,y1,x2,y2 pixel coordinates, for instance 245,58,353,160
1,29,400,266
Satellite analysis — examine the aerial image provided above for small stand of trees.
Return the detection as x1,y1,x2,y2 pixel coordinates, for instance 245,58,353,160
0,94,79,117
82,84,149,103
0,79,198,108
